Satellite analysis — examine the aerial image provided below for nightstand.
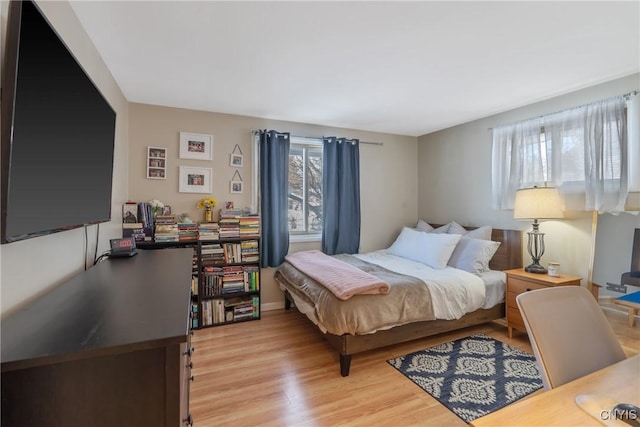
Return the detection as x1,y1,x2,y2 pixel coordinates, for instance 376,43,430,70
505,268,582,338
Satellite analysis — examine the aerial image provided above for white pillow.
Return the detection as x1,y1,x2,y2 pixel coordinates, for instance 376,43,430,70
448,236,501,274
415,220,434,232
466,225,492,241
430,223,451,234
388,227,461,269
447,221,467,235
446,222,493,241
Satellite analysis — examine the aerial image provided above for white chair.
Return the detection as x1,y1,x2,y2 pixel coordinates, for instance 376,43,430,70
516,286,626,390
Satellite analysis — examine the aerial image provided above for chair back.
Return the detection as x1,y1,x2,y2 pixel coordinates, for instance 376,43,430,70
516,286,626,390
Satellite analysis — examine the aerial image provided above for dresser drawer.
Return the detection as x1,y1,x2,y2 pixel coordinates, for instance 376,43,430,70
508,277,551,295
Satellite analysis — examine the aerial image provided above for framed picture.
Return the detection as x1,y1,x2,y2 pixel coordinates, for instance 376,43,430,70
162,206,172,215
230,153,243,168
146,146,167,179
179,166,212,193
230,180,243,194
179,132,213,160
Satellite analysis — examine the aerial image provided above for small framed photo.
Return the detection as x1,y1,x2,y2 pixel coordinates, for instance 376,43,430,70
179,132,213,160
230,180,243,194
179,166,212,193
162,206,172,215
147,146,167,179
230,153,243,168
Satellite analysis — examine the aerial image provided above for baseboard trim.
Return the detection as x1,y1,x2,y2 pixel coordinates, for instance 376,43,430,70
262,301,284,312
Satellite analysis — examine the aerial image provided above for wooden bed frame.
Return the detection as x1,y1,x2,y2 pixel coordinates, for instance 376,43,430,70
281,227,523,376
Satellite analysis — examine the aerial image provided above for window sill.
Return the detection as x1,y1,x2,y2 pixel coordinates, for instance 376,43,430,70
289,233,322,243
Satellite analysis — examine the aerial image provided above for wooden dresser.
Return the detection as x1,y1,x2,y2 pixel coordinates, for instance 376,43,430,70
505,268,582,338
1,249,194,427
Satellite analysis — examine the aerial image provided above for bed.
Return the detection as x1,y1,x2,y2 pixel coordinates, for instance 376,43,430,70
274,224,522,376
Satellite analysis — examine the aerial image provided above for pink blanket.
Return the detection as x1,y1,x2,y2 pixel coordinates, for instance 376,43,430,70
284,250,390,300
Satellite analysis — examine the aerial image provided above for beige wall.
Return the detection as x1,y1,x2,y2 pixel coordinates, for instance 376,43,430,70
128,103,418,309
417,73,640,286
0,1,129,316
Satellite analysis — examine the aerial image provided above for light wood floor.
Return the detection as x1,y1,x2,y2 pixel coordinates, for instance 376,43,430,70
190,306,639,427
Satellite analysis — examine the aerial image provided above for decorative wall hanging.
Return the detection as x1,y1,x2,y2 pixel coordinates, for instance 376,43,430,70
229,144,243,167
230,170,243,194
179,166,212,193
179,132,213,160
146,146,167,179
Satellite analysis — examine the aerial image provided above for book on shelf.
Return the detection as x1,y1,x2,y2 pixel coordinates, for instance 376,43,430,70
122,202,139,224
198,222,220,241
239,215,261,238
178,223,198,241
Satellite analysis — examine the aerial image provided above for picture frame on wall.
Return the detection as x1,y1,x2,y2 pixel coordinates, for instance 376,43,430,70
230,180,243,194
179,166,212,193
230,153,243,167
179,132,213,160
146,146,167,179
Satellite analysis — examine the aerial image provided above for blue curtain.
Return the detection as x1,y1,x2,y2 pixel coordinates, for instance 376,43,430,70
322,137,361,255
259,130,290,267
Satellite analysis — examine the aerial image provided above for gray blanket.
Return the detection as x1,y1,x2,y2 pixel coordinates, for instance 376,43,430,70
275,254,435,335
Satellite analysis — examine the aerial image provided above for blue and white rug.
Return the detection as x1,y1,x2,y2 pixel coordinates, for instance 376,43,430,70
387,333,543,423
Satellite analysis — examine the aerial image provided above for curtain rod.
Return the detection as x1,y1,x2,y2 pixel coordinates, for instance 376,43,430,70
252,131,383,146
487,90,638,131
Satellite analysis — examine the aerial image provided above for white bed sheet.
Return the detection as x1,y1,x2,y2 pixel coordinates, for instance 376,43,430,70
354,250,485,320
479,270,506,309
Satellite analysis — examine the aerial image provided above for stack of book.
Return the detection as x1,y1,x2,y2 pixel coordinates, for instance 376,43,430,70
198,222,220,241
219,209,241,238
239,215,261,238
240,240,259,263
221,266,245,294
227,297,256,321
122,202,151,241
154,215,179,242
200,243,225,265
177,223,198,242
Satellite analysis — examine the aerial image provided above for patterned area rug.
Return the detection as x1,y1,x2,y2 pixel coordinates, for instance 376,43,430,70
387,333,543,423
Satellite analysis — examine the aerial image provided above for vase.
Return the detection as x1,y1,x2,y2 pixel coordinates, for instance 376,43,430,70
204,208,213,223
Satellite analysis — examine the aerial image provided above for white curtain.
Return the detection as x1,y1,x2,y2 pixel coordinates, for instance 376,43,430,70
491,118,542,209
492,95,630,213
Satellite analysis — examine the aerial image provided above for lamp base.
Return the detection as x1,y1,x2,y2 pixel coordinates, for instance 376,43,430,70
525,263,548,274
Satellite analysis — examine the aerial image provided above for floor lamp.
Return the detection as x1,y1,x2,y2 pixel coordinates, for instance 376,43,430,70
514,186,564,274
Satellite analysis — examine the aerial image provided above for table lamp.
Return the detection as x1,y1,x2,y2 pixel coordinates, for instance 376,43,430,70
514,186,564,274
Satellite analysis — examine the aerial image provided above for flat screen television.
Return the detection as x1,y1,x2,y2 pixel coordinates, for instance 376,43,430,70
1,0,116,243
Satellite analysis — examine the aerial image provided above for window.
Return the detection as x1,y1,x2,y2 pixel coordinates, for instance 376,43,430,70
288,137,323,237
253,135,323,241
492,95,630,213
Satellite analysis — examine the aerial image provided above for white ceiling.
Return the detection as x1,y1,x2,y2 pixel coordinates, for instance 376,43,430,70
69,1,640,137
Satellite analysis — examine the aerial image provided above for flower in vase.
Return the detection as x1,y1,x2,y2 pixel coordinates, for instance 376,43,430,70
148,199,164,215
197,197,217,210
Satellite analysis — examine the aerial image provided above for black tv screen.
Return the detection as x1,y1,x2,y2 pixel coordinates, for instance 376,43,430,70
1,0,116,243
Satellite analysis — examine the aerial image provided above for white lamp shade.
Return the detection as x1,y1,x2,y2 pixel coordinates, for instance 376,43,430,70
514,187,564,220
